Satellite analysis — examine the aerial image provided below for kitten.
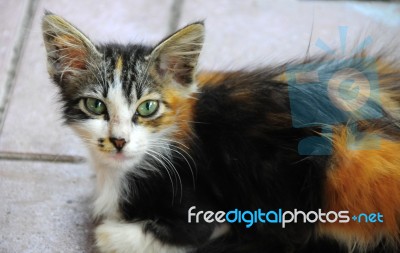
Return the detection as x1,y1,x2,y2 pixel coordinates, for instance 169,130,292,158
42,12,400,253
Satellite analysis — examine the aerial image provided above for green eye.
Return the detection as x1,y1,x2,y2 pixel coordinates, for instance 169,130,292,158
137,100,159,117
85,98,106,115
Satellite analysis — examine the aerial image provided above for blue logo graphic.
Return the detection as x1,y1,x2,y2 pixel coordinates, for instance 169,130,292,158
287,26,382,155
352,212,384,223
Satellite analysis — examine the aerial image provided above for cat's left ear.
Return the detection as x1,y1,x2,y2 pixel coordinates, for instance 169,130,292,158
149,22,204,86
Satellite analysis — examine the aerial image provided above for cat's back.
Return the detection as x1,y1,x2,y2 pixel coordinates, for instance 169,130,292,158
194,59,400,251
195,69,293,131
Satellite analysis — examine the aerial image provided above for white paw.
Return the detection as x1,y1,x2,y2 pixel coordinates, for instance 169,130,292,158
95,220,188,253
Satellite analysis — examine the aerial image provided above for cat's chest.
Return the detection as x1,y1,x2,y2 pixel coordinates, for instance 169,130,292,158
118,171,191,220
92,166,125,219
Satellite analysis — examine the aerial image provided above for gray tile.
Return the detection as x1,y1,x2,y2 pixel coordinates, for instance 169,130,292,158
0,0,30,124
0,160,95,253
0,0,29,83
179,0,400,70
0,0,174,155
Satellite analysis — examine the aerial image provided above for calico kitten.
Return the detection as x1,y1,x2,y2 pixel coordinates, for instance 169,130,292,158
42,12,400,253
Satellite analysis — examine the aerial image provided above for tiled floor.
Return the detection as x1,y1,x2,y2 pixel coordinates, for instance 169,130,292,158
1,1,400,252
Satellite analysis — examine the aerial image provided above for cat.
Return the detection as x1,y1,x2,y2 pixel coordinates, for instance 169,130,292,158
42,12,400,253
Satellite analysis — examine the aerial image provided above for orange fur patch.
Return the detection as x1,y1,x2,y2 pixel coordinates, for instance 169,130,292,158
197,71,230,86
163,87,195,144
54,35,87,70
136,86,195,148
115,56,123,76
99,138,114,153
319,126,400,247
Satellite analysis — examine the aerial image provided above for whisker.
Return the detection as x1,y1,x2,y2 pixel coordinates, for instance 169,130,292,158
147,149,183,203
148,141,197,189
144,150,176,204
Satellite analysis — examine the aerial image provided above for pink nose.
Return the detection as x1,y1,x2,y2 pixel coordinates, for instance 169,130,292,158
110,137,126,151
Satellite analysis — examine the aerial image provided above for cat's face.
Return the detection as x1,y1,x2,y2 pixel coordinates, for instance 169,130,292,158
42,13,203,171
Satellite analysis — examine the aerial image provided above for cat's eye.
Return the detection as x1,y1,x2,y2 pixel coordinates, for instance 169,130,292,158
137,100,159,117
85,98,106,115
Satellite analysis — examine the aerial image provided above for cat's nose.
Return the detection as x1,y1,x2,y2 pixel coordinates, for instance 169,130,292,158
110,137,127,151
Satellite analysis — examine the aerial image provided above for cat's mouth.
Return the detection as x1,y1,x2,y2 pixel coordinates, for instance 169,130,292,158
106,151,134,161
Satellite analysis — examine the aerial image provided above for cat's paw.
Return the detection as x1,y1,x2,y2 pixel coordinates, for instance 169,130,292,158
95,220,188,253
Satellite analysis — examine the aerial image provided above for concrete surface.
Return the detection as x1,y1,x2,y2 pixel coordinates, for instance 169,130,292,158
1,0,400,252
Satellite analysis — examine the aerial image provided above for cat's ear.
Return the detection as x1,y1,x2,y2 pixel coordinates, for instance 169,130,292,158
42,12,100,84
148,22,204,86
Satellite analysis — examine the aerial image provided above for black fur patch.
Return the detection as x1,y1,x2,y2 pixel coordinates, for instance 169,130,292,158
118,68,332,252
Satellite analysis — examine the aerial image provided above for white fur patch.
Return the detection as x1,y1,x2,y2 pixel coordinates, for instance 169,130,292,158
210,223,230,240
91,157,124,219
96,220,189,253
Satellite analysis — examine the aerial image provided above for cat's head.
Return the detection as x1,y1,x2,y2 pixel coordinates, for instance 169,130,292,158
42,12,203,171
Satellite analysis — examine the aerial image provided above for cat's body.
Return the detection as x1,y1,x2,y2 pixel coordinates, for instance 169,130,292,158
42,13,400,253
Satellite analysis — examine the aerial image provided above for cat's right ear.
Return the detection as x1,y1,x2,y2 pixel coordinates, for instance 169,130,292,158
42,12,101,85
148,22,204,87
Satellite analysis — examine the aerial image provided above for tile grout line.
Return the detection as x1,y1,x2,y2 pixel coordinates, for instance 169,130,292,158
0,0,40,136
0,0,84,164
0,151,86,164
168,0,185,34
